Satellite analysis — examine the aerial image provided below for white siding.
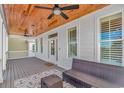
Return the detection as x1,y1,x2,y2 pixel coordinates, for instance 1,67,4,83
79,15,95,61
35,5,124,70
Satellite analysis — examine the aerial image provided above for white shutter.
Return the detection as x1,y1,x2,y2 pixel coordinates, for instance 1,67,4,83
100,12,123,66
111,41,122,64
101,21,109,40
110,17,122,39
100,42,110,63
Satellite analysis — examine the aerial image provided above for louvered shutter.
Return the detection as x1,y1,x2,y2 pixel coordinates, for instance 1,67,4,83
110,41,122,65
100,42,110,64
101,21,109,40
110,17,122,40
100,13,122,66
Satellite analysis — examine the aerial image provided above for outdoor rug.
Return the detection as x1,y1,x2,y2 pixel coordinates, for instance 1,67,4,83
14,69,75,88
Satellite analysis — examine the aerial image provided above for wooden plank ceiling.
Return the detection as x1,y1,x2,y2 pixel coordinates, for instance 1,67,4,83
4,4,109,36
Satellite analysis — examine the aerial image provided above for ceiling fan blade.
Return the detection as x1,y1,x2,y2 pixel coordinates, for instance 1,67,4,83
47,13,54,19
60,12,69,20
61,5,79,10
34,6,53,10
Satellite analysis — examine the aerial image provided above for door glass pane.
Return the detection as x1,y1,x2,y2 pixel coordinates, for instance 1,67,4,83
51,40,55,55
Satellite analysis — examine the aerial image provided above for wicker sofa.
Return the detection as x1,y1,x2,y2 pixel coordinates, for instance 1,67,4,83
63,59,124,88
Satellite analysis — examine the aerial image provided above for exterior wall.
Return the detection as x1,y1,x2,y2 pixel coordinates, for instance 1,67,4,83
8,36,28,59
8,37,28,51
35,5,124,70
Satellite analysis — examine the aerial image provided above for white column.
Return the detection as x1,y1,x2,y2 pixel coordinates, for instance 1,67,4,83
0,15,3,83
6,32,8,59
2,24,7,70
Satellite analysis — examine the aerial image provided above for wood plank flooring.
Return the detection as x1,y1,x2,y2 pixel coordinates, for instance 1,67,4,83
0,57,64,88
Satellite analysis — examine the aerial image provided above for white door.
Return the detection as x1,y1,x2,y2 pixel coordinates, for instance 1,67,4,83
48,37,58,65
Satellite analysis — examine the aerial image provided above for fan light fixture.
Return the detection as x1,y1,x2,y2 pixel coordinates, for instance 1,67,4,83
53,8,61,15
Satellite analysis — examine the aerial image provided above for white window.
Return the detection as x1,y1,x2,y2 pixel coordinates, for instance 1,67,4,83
36,39,38,52
32,44,36,52
40,38,43,53
68,27,77,57
100,12,123,66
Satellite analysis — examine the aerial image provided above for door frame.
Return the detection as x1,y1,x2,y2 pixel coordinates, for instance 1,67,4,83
48,35,58,65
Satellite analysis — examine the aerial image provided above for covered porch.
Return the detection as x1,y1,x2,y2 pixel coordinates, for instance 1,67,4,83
0,4,124,88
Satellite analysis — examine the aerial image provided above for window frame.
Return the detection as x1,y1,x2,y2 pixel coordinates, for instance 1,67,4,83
40,38,43,53
67,26,78,58
97,10,124,66
35,39,38,52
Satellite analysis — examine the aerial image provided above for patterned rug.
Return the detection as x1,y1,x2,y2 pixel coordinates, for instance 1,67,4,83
14,69,75,88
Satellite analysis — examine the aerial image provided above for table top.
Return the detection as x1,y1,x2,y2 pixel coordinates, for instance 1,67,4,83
41,74,62,86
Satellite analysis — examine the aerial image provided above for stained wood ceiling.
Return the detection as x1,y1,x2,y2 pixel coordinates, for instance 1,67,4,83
4,4,109,36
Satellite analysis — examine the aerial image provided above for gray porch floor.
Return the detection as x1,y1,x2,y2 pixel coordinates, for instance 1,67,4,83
0,57,65,88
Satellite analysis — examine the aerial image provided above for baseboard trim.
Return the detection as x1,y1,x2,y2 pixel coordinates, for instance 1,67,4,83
8,56,30,60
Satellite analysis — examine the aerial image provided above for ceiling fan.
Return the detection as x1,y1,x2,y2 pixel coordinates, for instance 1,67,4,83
23,29,33,37
18,27,31,37
34,4,79,20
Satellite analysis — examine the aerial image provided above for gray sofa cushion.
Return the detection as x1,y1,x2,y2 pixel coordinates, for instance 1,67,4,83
72,59,124,85
64,69,119,88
